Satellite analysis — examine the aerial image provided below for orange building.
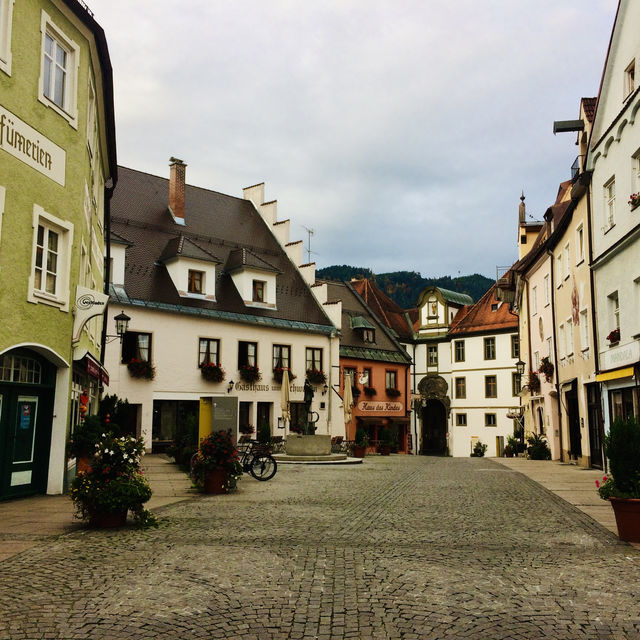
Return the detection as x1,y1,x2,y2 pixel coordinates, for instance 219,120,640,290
325,281,412,453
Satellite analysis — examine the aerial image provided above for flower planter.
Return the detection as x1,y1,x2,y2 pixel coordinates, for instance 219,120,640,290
239,367,261,383
201,364,225,382
89,509,128,528
378,444,391,456
609,497,640,542
76,455,91,474
204,469,228,494
352,445,367,458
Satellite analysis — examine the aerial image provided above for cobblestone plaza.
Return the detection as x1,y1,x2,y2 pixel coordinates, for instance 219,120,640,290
1,456,639,639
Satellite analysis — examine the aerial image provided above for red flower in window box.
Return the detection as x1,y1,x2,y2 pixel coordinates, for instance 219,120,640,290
201,362,225,382
306,369,326,385
239,364,261,383
607,328,620,344
127,358,155,380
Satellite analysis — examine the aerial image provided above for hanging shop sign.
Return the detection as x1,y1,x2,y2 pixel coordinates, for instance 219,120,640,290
72,286,109,342
0,105,66,185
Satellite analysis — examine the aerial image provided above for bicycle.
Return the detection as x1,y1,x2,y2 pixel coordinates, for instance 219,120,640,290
238,440,278,481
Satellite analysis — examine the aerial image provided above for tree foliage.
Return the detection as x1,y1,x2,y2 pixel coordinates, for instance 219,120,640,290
316,265,494,308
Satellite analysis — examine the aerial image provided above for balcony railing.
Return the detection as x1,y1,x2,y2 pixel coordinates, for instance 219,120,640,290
571,155,585,183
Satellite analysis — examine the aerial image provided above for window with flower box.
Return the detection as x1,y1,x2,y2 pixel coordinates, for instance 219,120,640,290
239,341,257,368
272,344,290,370
122,331,151,363
199,338,220,366
305,347,322,372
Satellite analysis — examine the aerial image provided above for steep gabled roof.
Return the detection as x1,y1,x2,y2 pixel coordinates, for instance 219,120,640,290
448,282,518,336
349,278,415,341
325,281,411,364
109,166,334,331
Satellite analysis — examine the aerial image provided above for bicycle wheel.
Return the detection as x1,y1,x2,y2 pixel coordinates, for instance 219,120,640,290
249,454,277,481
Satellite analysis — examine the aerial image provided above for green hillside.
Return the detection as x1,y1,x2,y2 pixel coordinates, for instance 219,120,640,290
316,265,494,308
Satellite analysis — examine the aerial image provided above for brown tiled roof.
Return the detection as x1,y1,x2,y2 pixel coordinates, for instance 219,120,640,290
350,279,415,341
110,166,333,328
448,282,517,336
225,247,279,273
325,281,411,363
582,97,597,122
158,235,220,264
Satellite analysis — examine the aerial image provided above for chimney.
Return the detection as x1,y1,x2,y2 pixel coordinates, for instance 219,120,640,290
169,157,187,224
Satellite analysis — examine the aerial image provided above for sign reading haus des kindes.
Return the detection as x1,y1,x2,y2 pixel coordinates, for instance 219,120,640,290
0,106,66,186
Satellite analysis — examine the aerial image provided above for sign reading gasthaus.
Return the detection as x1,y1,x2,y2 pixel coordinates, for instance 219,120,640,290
0,105,66,186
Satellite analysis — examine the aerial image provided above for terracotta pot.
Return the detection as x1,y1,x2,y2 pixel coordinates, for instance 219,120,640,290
76,456,92,473
204,469,228,494
352,445,366,458
378,445,391,456
89,510,128,528
609,497,640,542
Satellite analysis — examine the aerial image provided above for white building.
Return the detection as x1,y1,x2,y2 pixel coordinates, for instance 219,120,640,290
104,160,342,451
587,0,640,427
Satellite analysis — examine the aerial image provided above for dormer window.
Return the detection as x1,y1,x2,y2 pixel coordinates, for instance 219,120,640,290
252,280,265,302
188,270,204,294
350,315,375,343
159,235,219,301
226,248,279,309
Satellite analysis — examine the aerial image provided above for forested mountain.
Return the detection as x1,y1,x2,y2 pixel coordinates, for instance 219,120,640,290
316,265,494,308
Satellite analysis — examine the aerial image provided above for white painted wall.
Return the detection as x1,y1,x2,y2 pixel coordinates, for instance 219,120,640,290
103,305,341,450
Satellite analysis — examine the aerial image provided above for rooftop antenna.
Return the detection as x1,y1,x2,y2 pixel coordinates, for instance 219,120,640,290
302,225,314,263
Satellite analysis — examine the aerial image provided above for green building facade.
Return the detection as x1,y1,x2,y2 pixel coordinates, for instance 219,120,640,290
0,0,116,498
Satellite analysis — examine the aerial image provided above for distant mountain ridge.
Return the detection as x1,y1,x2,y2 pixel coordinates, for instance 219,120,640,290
316,265,494,309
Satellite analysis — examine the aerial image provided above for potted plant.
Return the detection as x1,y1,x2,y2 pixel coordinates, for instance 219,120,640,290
239,424,255,436
503,444,514,458
352,427,368,458
607,328,620,345
596,416,640,542
378,427,392,455
201,361,225,382
67,415,104,472
239,364,261,383
628,192,640,209
363,386,377,397
127,358,155,380
528,371,541,394
70,432,157,528
306,368,327,385
191,429,241,494
386,387,401,397
471,440,487,457
526,433,551,460
538,356,554,382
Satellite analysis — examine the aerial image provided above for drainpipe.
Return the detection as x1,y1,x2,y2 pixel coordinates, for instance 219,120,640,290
100,179,115,374
547,248,563,460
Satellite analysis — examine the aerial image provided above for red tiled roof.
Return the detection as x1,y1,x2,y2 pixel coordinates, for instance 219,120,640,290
350,279,415,340
582,97,597,122
448,282,518,336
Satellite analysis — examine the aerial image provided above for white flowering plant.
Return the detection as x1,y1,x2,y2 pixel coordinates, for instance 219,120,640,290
70,432,157,528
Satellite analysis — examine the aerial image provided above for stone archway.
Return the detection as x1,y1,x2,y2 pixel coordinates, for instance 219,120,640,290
417,375,450,456
421,399,447,455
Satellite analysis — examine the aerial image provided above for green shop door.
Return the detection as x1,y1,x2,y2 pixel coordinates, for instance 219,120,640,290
0,351,55,499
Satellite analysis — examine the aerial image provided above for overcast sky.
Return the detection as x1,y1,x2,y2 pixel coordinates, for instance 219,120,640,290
89,0,618,279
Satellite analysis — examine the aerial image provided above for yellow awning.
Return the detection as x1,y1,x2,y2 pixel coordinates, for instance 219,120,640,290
596,366,635,382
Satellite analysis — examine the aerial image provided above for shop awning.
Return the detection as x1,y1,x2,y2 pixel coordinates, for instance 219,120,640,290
596,366,635,383
74,350,109,385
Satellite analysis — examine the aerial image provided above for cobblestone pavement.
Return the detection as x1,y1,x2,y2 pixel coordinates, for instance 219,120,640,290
1,456,639,639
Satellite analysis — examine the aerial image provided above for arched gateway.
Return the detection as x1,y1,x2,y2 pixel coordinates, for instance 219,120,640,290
417,375,450,456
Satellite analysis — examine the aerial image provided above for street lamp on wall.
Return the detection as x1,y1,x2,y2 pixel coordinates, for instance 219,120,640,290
227,380,234,393
106,311,131,343
515,360,526,375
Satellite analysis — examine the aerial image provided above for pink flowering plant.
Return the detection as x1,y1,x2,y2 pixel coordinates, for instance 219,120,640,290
70,432,157,528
